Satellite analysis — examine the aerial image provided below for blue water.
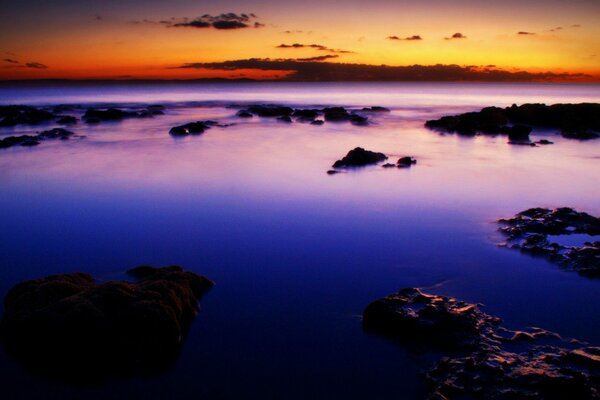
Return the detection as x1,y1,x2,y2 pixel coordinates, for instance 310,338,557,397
0,82,599,399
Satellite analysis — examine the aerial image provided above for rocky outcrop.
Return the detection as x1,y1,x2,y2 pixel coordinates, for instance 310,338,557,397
1,266,213,380
0,128,76,149
397,156,417,168
169,120,218,136
332,147,388,168
84,106,163,123
0,105,57,126
499,207,600,276
425,103,600,141
235,105,374,126
364,288,600,399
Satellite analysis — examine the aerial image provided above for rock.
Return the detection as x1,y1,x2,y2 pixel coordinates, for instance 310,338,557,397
0,135,40,149
277,115,293,123
382,163,396,168
397,156,417,168
57,115,77,124
326,169,340,175
349,114,369,126
507,124,532,142
0,105,57,126
499,207,600,276
236,110,253,118
38,128,75,140
332,147,388,168
246,105,293,117
292,109,319,121
425,103,600,141
83,108,138,122
311,120,324,126
537,139,554,145
323,107,351,122
363,288,499,349
169,121,214,136
0,266,213,380
361,106,390,112
365,288,600,400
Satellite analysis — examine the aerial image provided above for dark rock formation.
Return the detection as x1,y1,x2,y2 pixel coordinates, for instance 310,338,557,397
323,107,369,125
0,128,77,150
169,121,217,136
397,156,417,168
247,105,294,117
292,109,319,121
83,108,139,123
332,147,388,168
38,128,75,140
1,266,213,380
56,115,77,124
382,163,396,168
277,115,293,123
326,169,340,175
499,207,600,276
361,106,390,112
236,110,253,118
425,103,600,141
311,120,324,126
0,105,57,127
537,139,554,145
364,288,600,399
507,124,532,142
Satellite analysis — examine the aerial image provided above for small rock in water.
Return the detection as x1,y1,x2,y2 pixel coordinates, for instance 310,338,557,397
332,147,388,168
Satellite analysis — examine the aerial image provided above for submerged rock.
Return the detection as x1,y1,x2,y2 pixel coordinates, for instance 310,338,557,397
506,124,532,142
332,147,388,168
236,110,253,118
277,115,293,123
499,207,600,276
361,106,390,112
247,105,294,118
397,156,417,168
1,266,213,380
38,128,75,140
169,121,216,136
425,103,600,141
364,288,600,399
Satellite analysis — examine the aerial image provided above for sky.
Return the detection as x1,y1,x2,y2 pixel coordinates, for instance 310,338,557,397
1,0,599,81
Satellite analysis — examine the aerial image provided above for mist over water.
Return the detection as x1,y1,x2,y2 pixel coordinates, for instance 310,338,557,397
0,82,599,399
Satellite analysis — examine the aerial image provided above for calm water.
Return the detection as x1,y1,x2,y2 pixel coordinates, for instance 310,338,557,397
0,82,599,399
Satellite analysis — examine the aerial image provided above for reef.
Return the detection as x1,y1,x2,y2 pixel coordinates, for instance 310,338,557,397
425,103,600,142
364,288,600,399
332,147,388,168
499,207,600,277
0,266,213,380
0,105,57,126
0,128,77,149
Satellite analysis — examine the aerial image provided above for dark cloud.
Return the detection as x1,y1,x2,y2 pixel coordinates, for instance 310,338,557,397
170,13,262,30
296,55,339,62
25,62,48,69
284,30,304,34
3,58,19,64
276,43,354,54
517,31,535,35
388,35,422,41
549,26,563,32
445,32,467,40
176,58,586,82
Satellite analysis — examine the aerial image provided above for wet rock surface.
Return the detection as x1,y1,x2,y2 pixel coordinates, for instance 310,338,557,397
0,128,77,149
397,156,417,168
499,207,600,276
425,103,600,141
364,288,600,399
332,147,388,168
0,266,213,380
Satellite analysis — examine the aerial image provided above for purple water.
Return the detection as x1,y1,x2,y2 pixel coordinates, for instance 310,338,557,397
0,82,599,399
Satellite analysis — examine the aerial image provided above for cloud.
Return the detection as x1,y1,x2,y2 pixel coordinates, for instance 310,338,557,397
445,32,467,40
296,55,339,62
517,31,535,35
169,13,262,30
25,62,48,69
284,30,304,34
571,24,581,28
276,43,354,54
549,26,563,32
3,58,19,64
388,35,423,41
175,58,587,82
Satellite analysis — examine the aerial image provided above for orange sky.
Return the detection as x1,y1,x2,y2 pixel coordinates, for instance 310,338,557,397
1,0,599,80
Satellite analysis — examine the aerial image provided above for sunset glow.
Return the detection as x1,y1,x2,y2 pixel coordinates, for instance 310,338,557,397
1,0,599,81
